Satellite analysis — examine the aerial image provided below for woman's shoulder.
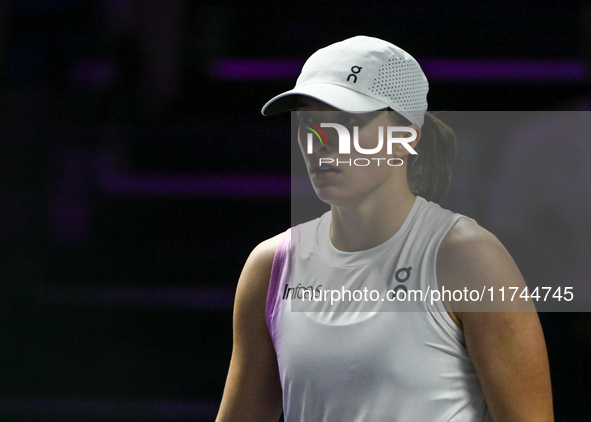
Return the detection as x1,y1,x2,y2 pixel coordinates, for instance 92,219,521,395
438,218,508,269
246,231,287,274
235,231,288,303
437,218,530,308
252,232,286,261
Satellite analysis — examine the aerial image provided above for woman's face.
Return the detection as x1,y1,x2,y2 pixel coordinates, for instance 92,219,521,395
295,97,419,208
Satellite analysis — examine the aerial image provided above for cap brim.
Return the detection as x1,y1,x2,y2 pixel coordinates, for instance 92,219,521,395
261,83,389,116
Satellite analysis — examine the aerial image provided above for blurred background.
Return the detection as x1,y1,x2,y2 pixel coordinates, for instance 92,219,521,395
0,0,590,421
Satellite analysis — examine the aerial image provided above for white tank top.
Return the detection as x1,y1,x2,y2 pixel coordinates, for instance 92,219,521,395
266,196,492,422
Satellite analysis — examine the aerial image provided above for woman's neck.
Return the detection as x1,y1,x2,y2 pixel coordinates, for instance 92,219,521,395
329,188,416,252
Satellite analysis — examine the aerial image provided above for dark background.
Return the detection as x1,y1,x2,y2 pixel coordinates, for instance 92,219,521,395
0,0,589,420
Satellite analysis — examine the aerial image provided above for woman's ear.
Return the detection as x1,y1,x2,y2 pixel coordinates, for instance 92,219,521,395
391,125,421,159
408,124,421,148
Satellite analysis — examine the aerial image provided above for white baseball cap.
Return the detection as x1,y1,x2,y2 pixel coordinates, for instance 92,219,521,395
261,35,429,127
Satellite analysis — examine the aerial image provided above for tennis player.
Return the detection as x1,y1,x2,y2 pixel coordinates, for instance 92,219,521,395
215,36,553,422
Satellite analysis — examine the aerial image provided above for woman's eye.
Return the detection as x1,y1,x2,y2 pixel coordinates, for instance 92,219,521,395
298,113,313,123
339,115,357,125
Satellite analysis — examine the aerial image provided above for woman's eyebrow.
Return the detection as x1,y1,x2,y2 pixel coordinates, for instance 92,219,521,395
295,100,311,109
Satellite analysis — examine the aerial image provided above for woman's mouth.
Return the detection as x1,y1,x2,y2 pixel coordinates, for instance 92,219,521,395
311,165,341,180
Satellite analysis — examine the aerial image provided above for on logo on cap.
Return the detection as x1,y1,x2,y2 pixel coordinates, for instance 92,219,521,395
347,66,362,83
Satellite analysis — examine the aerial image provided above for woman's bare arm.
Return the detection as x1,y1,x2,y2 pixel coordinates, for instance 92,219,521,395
437,218,554,422
216,234,284,422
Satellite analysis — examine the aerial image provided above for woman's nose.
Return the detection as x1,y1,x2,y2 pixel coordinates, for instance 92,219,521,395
300,129,333,154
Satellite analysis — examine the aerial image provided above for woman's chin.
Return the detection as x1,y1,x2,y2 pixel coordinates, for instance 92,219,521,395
312,187,352,207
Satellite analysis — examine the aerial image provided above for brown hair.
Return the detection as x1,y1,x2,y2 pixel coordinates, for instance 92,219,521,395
390,111,458,204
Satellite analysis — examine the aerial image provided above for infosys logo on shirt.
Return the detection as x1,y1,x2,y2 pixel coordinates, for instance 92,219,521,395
281,266,414,304
301,121,418,167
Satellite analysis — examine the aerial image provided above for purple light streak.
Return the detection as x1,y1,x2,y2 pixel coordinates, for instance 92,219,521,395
420,58,585,82
96,170,291,198
0,396,219,419
35,285,235,309
211,57,305,80
211,57,586,82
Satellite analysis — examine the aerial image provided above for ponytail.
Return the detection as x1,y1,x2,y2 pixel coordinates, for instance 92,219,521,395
406,112,457,203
